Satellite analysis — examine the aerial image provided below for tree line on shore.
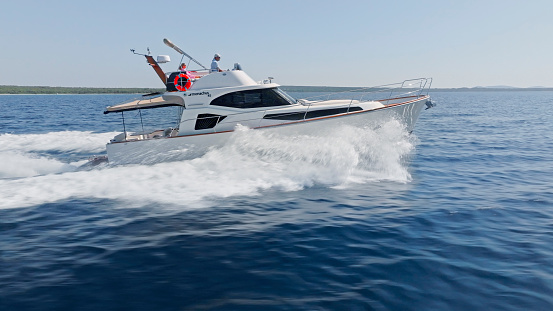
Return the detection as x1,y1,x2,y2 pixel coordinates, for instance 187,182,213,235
0,85,165,94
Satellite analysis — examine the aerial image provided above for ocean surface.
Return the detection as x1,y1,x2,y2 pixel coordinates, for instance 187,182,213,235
1,91,552,310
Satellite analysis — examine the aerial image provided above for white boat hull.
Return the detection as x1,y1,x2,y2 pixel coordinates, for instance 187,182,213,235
106,96,429,165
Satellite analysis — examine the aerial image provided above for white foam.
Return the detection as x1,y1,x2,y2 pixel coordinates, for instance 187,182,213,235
0,122,416,209
0,131,118,178
0,151,76,179
0,131,118,153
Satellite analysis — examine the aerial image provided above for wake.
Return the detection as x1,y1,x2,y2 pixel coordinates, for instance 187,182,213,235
0,121,416,209
0,131,117,178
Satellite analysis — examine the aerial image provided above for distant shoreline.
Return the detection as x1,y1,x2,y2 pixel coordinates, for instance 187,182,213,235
1,85,552,94
0,85,164,95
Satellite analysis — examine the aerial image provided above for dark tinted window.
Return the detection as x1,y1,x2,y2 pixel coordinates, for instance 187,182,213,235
210,88,293,109
195,114,227,130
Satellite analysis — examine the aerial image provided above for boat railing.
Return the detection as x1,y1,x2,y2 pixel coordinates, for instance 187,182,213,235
109,77,432,141
298,77,432,106
167,69,210,81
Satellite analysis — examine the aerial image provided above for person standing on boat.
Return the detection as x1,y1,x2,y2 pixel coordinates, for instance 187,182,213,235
211,54,222,72
179,63,187,71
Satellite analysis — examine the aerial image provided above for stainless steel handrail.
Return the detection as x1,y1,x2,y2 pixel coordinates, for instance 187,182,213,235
299,77,432,105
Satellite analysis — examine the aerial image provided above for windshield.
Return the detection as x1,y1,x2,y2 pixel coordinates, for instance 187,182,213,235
274,88,297,105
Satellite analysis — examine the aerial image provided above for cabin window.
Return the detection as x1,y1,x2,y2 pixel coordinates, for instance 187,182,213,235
195,114,227,130
210,88,294,109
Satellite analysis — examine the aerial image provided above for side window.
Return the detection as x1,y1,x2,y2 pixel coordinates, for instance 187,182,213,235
211,88,292,108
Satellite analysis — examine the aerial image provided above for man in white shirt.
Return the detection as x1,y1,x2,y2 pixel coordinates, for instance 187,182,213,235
211,54,222,72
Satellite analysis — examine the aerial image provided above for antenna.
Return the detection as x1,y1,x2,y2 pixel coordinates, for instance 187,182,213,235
163,38,184,54
163,38,208,70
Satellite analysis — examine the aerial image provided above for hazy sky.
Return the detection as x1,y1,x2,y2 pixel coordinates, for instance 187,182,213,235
1,0,552,88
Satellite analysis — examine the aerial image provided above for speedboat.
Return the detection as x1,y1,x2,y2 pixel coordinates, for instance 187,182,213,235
103,39,433,165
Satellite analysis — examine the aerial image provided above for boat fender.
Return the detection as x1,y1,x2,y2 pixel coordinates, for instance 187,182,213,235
425,100,435,110
164,128,174,137
174,73,192,91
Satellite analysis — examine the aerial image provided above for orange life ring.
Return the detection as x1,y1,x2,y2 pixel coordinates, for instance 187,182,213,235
174,73,192,91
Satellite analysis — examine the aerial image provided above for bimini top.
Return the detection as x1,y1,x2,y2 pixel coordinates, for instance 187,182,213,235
104,94,185,114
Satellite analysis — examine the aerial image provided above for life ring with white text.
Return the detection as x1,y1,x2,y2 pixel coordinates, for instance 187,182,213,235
174,73,192,91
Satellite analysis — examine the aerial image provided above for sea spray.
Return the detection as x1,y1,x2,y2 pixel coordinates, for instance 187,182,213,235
0,151,76,178
0,131,117,154
0,120,416,209
347,119,416,184
0,131,117,178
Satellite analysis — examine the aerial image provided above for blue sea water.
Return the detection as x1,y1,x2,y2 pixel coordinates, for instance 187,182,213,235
0,91,552,310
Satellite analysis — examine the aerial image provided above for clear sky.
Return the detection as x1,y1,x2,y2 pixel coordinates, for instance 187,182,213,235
1,0,552,88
